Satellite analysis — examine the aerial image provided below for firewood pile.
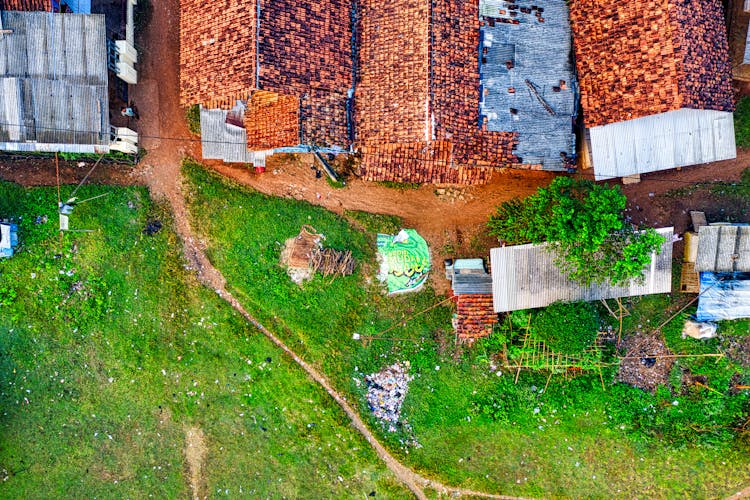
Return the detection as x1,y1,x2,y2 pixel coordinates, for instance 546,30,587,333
569,0,734,128
280,226,355,283
454,294,497,340
310,247,355,277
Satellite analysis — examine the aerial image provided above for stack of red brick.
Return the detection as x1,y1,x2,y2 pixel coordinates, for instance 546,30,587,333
0,0,50,10
454,294,497,340
258,0,353,147
569,0,734,128
180,0,352,150
245,91,300,150
179,0,257,109
356,0,521,185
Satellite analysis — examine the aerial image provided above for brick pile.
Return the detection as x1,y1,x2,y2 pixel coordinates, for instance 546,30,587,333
258,0,352,148
0,0,50,10
300,88,350,148
355,0,431,145
570,0,734,128
454,294,497,340
359,141,496,184
431,0,518,169
258,0,352,95
245,91,300,150
357,0,520,185
671,0,734,113
179,0,257,108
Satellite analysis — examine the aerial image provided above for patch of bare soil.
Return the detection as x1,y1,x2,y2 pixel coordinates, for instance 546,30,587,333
0,156,139,187
617,332,674,393
184,426,207,500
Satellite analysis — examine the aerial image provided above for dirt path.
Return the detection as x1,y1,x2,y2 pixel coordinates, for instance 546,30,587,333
184,426,207,500
128,1,524,498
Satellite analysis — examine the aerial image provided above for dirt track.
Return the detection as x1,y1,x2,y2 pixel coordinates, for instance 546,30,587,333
1,0,750,497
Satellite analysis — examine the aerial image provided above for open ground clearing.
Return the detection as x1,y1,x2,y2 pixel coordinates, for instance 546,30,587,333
0,181,408,498
183,160,750,498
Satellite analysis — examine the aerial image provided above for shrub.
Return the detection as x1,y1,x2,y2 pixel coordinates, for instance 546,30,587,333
735,97,750,149
186,104,201,135
531,301,600,355
488,177,665,286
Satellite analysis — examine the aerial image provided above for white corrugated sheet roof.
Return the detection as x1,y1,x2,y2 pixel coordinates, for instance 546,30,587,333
0,11,109,149
588,108,736,180
490,227,674,312
695,225,750,272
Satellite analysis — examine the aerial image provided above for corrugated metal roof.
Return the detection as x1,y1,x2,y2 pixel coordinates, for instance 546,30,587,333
0,11,109,148
200,106,271,165
695,225,750,272
588,108,736,180
453,273,493,295
490,227,674,312
479,0,576,170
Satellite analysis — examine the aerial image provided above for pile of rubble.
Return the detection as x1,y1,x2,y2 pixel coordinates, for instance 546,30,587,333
365,362,413,432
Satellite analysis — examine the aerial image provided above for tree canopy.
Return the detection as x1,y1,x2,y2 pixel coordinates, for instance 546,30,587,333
487,177,665,286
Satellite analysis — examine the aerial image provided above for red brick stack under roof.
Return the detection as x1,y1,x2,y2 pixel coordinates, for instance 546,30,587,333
245,91,300,150
569,0,734,129
356,0,519,185
179,0,257,108
454,295,497,340
180,0,352,150
258,0,353,148
0,0,50,10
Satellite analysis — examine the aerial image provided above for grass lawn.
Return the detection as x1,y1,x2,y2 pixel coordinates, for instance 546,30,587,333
184,160,750,498
0,181,407,498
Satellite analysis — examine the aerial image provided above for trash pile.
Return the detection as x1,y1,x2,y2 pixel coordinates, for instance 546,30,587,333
365,362,413,432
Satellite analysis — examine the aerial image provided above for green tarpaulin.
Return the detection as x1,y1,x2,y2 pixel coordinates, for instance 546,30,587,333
377,229,430,294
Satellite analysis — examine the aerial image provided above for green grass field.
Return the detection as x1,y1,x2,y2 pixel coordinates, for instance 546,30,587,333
184,160,750,498
0,181,407,498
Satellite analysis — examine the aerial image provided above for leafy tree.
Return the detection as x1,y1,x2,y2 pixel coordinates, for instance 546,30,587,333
488,177,665,286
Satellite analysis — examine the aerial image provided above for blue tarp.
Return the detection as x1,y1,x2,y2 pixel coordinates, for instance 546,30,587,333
696,272,750,322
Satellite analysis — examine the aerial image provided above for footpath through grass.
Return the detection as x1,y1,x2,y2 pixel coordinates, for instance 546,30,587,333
0,181,407,498
184,160,750,498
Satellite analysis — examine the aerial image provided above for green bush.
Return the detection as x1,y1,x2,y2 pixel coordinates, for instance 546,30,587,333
185,104,201,135
531,301,600,355
487,177,666,286
735,97,750,149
